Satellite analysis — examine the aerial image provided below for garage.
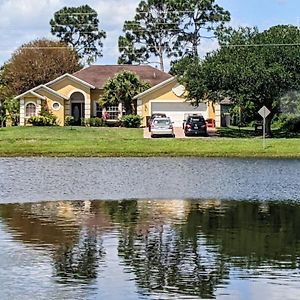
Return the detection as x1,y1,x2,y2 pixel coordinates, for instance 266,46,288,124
151,101,208,126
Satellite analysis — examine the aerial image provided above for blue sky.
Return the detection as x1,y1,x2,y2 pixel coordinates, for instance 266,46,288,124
0,0,299,69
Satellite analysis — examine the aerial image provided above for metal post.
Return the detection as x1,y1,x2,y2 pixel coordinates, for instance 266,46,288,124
263,117,266,150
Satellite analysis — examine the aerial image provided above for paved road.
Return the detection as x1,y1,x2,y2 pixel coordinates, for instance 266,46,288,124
144,127,218,138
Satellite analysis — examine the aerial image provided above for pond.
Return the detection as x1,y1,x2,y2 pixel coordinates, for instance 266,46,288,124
0,158,300,299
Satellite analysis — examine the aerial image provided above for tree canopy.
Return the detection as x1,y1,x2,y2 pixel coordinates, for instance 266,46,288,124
118,0,230,71
50,5,106,64
1,39,81,98
180,25,300,134
100,71,150,115
171,0,230,56
118,0,177,71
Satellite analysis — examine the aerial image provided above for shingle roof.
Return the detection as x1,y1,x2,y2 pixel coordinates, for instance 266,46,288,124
73,65,172,89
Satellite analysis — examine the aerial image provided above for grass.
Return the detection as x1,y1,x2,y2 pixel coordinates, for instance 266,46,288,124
0,126,299,158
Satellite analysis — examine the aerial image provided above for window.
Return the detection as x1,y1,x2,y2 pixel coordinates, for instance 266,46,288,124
94,102,102,118
25,103,36,117
107,106,118,120
52,102,61,111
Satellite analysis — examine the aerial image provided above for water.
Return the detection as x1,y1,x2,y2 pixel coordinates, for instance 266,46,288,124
1,199,300,299
0,157,300,202
0,157,300,299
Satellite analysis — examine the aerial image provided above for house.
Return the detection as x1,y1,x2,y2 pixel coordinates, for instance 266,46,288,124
15,65,218,127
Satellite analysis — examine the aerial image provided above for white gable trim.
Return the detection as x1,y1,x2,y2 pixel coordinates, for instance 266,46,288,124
15,90,46,100
133,77,176,100
46,73,95,89
34,85,68,100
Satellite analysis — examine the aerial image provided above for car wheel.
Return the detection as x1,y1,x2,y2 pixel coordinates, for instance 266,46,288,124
151,134,155,138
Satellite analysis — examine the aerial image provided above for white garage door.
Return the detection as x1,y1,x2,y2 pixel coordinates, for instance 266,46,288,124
151,102,208,126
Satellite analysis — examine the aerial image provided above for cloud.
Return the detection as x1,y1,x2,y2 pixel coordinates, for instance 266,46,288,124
0,0,141,65
275,0,288,5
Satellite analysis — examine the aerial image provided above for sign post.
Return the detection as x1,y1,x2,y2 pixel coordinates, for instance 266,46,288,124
258,106,271,149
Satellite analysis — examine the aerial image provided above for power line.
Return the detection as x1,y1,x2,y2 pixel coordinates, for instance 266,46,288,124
223,43,300,47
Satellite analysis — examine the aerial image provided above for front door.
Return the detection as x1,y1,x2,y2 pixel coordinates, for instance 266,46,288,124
72,103,84,125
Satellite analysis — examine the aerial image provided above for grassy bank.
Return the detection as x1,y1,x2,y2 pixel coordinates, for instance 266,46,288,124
0,126,299,158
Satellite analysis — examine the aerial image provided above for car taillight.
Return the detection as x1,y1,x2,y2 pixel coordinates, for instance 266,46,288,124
168,125,173,129
201,124,206,128
151,124,154,128
186,124,192,129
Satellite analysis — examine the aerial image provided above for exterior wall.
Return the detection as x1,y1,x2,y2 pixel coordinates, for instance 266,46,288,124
215,103,221,127
90,89,103,117
138,81,185,126
137,81,211,127
48,78,92,120
208,101,215,119
36,90,65,126
22,96,42,125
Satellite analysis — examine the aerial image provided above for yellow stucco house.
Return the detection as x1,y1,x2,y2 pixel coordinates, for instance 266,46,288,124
16,65,219,127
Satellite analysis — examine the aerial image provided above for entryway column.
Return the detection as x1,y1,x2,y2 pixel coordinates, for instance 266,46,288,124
20,99,25,126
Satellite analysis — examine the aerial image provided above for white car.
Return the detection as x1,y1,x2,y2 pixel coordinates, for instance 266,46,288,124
150,117,175,138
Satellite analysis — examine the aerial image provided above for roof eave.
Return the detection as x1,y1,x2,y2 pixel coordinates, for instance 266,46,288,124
15,90,46,100
46,73,95,89
35,85,68,100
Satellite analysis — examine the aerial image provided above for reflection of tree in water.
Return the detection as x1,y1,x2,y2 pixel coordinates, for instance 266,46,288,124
192,200,300,269
113,200,229,299
53,230,104,283
2,199,300,297
0,201,107,284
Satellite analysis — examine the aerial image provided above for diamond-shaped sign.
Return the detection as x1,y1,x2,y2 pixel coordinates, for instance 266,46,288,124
258,106,270,119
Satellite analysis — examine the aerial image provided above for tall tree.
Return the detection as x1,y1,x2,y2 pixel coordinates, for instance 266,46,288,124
100,71,150,115
118,0,230,70
172,0,230,56
118,0,180,71
50,5,106,64
2,39,81,98
180,25,300,135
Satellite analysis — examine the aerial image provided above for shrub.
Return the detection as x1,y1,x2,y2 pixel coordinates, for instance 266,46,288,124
64,116,75,126
81,117,105,127
281,115,300,132
27,115,57,126
121,114,142,128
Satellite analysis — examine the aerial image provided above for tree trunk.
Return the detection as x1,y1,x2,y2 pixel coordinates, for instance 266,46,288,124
265,113,274,137
159,53,164,72
192,40,198,57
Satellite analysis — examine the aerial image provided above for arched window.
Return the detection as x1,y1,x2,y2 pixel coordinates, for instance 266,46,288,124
25,103,36,117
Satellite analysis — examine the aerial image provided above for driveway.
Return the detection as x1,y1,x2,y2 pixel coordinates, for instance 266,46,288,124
144,127,218,138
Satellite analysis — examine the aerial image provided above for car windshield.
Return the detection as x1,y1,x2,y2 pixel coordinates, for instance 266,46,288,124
151,114,165,119
153,119,170,126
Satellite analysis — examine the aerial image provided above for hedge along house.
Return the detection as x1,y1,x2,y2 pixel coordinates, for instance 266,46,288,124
15,64,218,127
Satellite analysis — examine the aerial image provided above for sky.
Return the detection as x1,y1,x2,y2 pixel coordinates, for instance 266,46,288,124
0,0,299,70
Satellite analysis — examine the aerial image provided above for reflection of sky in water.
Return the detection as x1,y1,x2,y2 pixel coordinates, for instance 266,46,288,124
1,199,300,299
0,223,95,300
218,275,300,300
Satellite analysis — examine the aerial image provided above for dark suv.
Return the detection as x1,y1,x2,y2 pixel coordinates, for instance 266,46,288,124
184,114,208,136
148,113,166,131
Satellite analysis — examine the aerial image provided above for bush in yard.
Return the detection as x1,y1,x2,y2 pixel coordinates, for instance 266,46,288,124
281,115,300,132
64,116,75,126
81,117,105,127
27,115,57,126
121,114,141,128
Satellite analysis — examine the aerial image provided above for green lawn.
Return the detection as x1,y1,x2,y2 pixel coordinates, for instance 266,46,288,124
0,126,299,158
